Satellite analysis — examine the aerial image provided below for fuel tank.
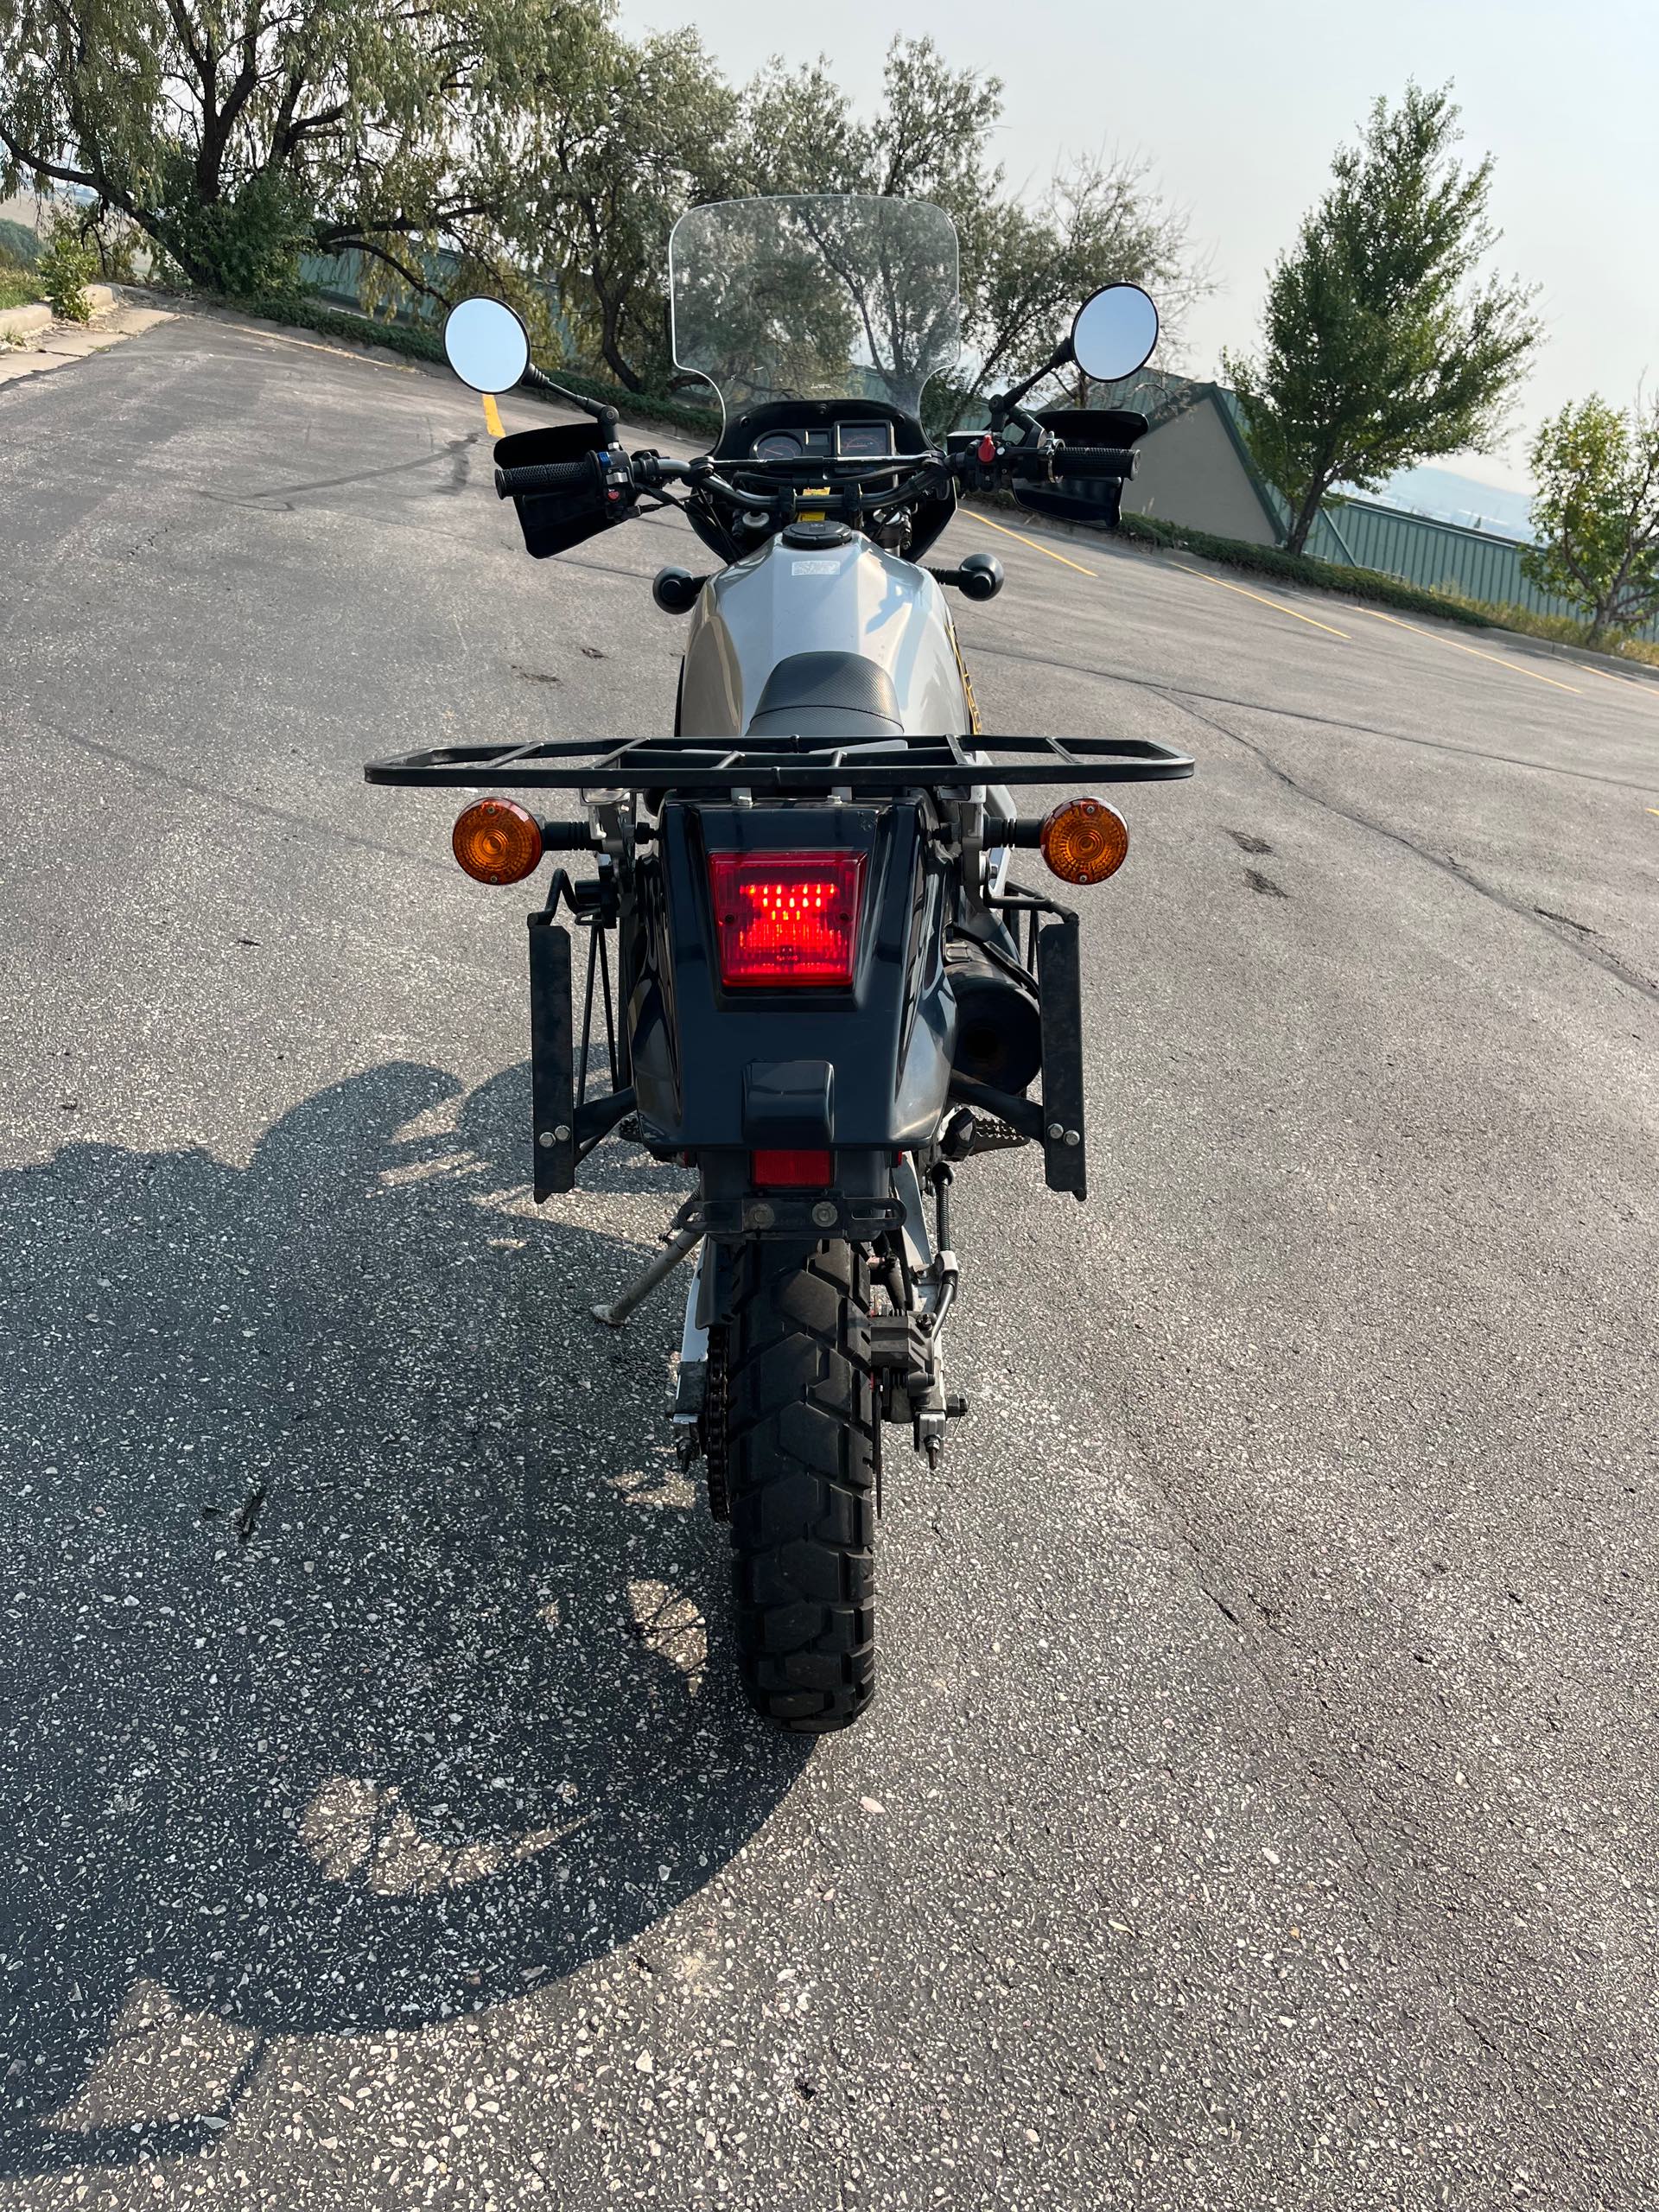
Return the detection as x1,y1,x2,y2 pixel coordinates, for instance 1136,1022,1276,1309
678,529,971,739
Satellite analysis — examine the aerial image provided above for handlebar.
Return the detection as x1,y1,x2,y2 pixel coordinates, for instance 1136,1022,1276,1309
1049,446,1140,482
495,455,602,499
493,431,1140,517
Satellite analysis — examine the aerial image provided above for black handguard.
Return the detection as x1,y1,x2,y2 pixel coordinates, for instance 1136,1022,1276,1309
493,454,606,500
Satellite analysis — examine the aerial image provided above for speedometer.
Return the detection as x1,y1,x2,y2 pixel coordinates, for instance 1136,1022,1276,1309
836,422,893,458
753,431,804,461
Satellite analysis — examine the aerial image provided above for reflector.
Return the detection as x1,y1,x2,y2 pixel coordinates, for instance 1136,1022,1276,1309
752,1147,833,1186
708,851,864,985
1039,797,1128,886
453,798,543,886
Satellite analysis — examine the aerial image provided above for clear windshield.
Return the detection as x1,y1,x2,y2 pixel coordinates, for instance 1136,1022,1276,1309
669,196,961,419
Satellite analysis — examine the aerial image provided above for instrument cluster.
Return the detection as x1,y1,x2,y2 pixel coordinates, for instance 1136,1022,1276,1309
751,422,895,462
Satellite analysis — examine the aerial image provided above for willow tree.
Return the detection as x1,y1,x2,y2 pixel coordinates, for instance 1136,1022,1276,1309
0,0,606,297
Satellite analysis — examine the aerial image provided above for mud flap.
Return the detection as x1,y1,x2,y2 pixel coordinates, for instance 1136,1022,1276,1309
1037,912,1086,1200
527,911,575,1198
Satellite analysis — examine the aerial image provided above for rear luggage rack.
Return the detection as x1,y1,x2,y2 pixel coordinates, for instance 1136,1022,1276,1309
363,731,1193,794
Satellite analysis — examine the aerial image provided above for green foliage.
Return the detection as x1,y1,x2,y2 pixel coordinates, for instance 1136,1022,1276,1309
1110,509,1494,624
518,22,738,390
38,212,96,321
0,214,41,266
1224,82,1541,555
1520,393,1659,645
0,0,609,295
0,4,1205,410
153,159,310,297
0,265,40,309
222,290,722,437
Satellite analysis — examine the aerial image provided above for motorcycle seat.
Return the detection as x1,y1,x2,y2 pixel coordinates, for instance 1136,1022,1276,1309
746,652,906,741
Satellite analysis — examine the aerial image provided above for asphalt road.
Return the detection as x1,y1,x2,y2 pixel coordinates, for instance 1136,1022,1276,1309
2,307,1656,2211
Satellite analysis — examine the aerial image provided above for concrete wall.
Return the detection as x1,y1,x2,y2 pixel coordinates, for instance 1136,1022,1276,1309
1121,401,1278,546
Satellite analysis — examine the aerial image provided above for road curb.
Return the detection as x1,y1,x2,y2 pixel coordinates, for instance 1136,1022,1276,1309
0,284,116,340
0,301,51,339
1503,633,1659,688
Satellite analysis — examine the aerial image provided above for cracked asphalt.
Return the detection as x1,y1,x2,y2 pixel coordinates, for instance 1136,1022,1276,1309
2,306,1656,2209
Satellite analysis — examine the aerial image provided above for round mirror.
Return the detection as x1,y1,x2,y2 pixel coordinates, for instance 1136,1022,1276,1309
443,296,530,395
1071,284,1160,384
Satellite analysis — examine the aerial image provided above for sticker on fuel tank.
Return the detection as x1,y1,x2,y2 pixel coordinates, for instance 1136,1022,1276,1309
791,557,842,575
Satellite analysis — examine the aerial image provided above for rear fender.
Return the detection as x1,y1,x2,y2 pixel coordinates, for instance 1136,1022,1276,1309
629,800,953,1155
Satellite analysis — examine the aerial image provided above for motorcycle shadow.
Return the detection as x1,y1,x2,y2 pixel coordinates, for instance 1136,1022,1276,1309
0,1060,805,2178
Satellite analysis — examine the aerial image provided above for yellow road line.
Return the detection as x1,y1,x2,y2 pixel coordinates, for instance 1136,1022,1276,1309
1360,606,1581,695
960,509,1097,577
1648,807,1659,817
1171,560,1350,640
481,392,504,436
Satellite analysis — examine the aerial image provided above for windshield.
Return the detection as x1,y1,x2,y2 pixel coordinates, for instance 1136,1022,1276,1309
669,195,961,420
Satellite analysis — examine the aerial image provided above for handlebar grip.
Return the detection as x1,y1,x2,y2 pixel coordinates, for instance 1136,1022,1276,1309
1052,446,1140,481
493,456,603,500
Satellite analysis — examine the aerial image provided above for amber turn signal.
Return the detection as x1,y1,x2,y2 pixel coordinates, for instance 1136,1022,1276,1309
1039,797,1128,886
452,798,543,886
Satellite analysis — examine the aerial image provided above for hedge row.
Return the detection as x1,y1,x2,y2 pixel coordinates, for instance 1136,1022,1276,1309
1114,511,1494,628
220,289,723,438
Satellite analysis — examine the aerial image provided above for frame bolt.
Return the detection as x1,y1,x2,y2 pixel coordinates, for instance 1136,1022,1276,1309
1046,1122,1065,1141
1064,1129,1081,1147
810,1200,838,1229
537,1131,554,1148
553,1124,572,1142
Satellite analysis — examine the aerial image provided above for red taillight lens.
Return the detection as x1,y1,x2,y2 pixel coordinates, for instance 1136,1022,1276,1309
752,1147,833,1187
707,851,864,987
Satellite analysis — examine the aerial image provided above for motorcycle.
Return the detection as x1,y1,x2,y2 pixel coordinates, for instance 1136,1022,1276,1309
365,194,1193,1731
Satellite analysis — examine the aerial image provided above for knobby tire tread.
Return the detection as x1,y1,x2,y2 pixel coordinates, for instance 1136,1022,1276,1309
723,1239,877,1732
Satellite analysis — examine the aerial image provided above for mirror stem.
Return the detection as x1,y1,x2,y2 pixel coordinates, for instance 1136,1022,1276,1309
522,362,620,442
992,335,1076,429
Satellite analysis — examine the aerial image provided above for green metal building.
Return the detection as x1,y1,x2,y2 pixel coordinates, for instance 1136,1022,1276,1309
1105,367,1659,644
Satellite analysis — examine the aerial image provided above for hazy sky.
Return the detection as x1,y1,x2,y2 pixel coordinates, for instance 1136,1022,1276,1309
617,0,1657,493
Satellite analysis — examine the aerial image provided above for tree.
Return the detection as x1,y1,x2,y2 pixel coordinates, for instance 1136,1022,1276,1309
727,41,1204,433
1224,82,1541,556
523,23,736,390
951,150,1205,429
1522,394,1659,647
0,0,606,298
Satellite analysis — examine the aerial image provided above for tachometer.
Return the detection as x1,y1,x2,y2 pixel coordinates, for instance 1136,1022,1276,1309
836,422,893,459
753,431,804,461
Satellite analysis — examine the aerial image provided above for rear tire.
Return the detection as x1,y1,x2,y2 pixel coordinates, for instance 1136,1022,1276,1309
723,1239,878,1732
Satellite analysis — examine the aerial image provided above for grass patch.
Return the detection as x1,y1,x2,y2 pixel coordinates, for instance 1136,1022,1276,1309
0,267,43,312
214,288,722,439
1116,511,1496,627
1419,582,1659,667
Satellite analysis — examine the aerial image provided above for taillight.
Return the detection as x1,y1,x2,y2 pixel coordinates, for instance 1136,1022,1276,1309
707,851,864,986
